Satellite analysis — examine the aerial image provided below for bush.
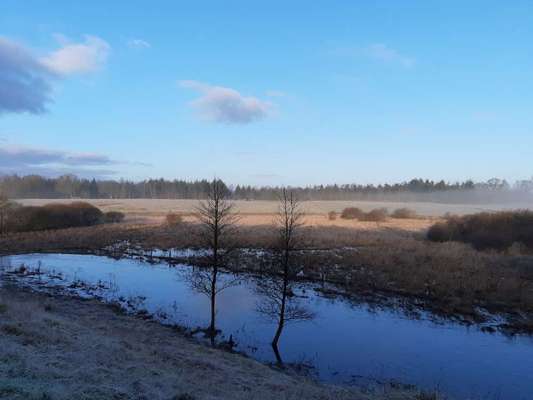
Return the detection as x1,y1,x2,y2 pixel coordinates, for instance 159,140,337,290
427,210,533,250
391,208,418,219
340,207,364,220
166,212,183,226
340,207,389,221
360,208,389,222
104,211,125,223
327,211,337,221
6,202,104,232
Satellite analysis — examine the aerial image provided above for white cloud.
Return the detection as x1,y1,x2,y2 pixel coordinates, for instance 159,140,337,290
40,35,110,75
366,43,415,68
128,39,151,49
179,80,272,124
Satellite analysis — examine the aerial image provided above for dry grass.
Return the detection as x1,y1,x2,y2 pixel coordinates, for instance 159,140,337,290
1,208,532,331
0,287,420,400
16,198,530,218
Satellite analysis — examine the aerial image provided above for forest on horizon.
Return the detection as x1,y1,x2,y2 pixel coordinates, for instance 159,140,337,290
1,174,532,203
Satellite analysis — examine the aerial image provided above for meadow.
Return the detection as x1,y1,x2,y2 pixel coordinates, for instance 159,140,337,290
3,198,533,334
16,198,531,222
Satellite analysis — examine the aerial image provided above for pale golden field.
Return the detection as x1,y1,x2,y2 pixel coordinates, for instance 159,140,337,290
16,198,528,227
15,198,441,230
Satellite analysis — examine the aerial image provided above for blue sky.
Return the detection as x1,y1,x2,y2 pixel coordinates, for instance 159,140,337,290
1,1,532,185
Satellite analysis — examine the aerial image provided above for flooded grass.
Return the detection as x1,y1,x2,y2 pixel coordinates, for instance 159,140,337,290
1,221,532,334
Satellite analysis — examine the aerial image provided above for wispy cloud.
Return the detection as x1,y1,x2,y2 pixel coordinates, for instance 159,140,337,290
366,43,415,68
179,80,273,124
0,146,114,167
0,145,149,177
0,35,110,116
40,34,110,75
127,39,151,49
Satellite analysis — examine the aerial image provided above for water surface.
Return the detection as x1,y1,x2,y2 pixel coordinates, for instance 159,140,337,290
1,253,532,400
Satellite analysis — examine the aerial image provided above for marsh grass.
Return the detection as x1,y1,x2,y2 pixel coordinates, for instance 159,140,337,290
428,210,533,251
1,217,532,328
166,212,184,226
340,207,389,222
391,208,418,219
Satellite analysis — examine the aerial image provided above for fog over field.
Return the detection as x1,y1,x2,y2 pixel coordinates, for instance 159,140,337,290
16,198,533,217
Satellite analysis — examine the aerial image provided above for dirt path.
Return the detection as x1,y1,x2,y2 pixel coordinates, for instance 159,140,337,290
0,287,419,400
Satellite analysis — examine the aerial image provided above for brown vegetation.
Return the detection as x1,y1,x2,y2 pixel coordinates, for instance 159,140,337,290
5,202,104,233
359,207,389,222
1,216,532,332
341,207,389,222
427,210,533,251
327,211,337,221
103,211,125,223
391,208,418,219
340,207,364,220
1,201,532,332
165,212,184,226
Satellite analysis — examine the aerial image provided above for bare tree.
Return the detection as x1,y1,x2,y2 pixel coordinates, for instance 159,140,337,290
193,178,239,340
257,188,314,363
0,194,12,236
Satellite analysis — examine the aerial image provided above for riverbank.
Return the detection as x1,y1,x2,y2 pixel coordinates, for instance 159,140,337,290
1,221,532,333
0,286,425,400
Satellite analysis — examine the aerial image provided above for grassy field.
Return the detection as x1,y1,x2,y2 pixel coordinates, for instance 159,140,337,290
16,198,531,219
4,198,533,333
2,216,532,333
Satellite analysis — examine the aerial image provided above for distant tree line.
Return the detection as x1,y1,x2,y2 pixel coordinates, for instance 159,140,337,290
0,174,532,203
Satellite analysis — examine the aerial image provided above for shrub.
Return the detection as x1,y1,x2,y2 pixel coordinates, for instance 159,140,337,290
6,202,104,232
166,212,183,226
327,211,337,221
340,207,364,220
360,208,389,222
427,210,533,251
104,211,125,223
391,208,418,219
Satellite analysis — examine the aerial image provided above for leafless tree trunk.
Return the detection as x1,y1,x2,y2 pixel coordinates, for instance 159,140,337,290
193,179,238,339
0,195,10,236
273,188,302,346
256,188,313,363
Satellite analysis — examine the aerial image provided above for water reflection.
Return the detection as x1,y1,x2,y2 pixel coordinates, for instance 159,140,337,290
2,253,533,400
187,265,240,345
256,274,315,364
